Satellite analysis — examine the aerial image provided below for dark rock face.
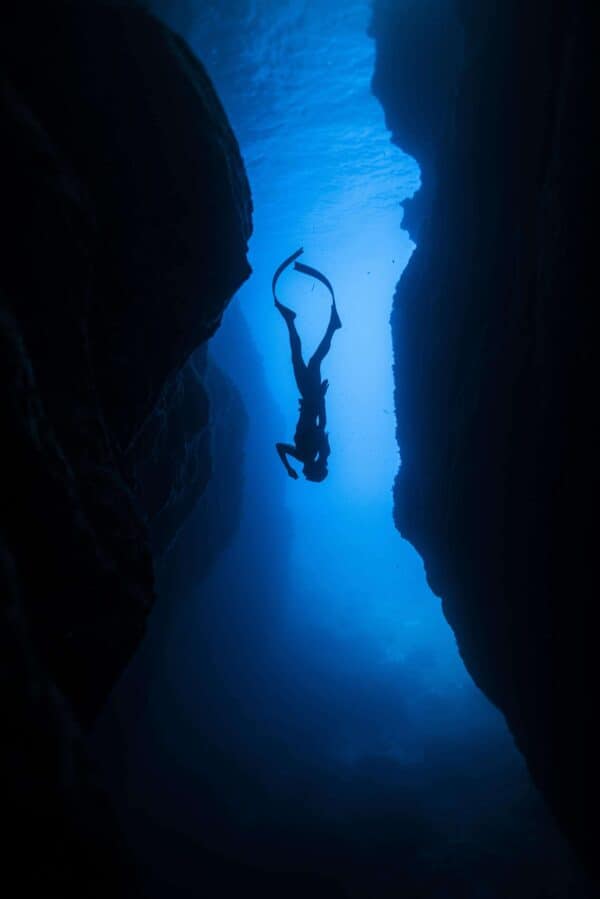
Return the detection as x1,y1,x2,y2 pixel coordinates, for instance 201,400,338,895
1,80,153,726
129,347,248,558
131,351,212,556
0,303,140,896
3,2,252,450
1,2,251,892
370,0,463,236
372,0,596,874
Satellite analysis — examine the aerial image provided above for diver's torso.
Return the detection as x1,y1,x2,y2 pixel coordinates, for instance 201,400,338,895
295,397,324,460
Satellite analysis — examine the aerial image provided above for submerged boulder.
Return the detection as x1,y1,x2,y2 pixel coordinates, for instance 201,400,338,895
372,0,596,875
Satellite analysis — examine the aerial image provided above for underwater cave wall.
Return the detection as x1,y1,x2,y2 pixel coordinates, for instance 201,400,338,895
0,2,251,893
372,0,596,873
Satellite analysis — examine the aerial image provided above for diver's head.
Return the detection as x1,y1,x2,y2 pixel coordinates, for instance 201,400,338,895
303,458,328,482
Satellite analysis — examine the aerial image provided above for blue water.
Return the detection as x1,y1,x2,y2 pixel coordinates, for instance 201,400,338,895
99,2,591,894
161,0,471,698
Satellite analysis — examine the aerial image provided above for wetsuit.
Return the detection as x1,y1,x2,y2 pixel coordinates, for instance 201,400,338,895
274,248,340,480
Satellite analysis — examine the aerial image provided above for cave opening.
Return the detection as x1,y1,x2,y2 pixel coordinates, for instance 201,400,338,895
89,2,592,896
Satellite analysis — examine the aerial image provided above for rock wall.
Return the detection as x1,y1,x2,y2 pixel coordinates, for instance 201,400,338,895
372,0,596,875
1,2,251,893
370,0,463,236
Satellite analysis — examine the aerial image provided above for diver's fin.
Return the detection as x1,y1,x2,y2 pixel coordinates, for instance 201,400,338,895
293,260,336,306
272,247,304,301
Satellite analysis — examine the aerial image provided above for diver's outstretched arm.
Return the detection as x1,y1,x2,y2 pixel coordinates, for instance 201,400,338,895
276,442,301,479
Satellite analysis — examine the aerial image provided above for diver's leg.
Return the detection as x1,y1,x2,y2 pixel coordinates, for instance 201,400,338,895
308,303,342,372
276,300,309,392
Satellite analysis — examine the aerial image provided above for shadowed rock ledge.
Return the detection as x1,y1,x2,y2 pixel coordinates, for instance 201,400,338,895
1,2,251,893
372,0,596,876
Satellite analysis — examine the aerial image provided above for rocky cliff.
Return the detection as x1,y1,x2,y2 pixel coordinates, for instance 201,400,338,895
372,0,596,876
1,2,251,893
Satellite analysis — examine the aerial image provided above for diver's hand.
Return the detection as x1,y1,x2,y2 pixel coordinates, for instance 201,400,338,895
321,379,329,395
287,467,299,480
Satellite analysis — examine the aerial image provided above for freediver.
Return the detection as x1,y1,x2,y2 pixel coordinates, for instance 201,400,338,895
274,248,342,482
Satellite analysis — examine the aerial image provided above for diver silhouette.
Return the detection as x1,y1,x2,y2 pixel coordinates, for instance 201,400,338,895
274,248,342,482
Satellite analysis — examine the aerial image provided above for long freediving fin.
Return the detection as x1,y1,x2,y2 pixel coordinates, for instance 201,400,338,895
272,247,304,301
293,260,336,305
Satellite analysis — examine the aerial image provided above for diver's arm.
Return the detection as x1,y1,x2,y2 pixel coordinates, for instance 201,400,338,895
317,431,331,465
317,381,328,428
276,442,301,479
